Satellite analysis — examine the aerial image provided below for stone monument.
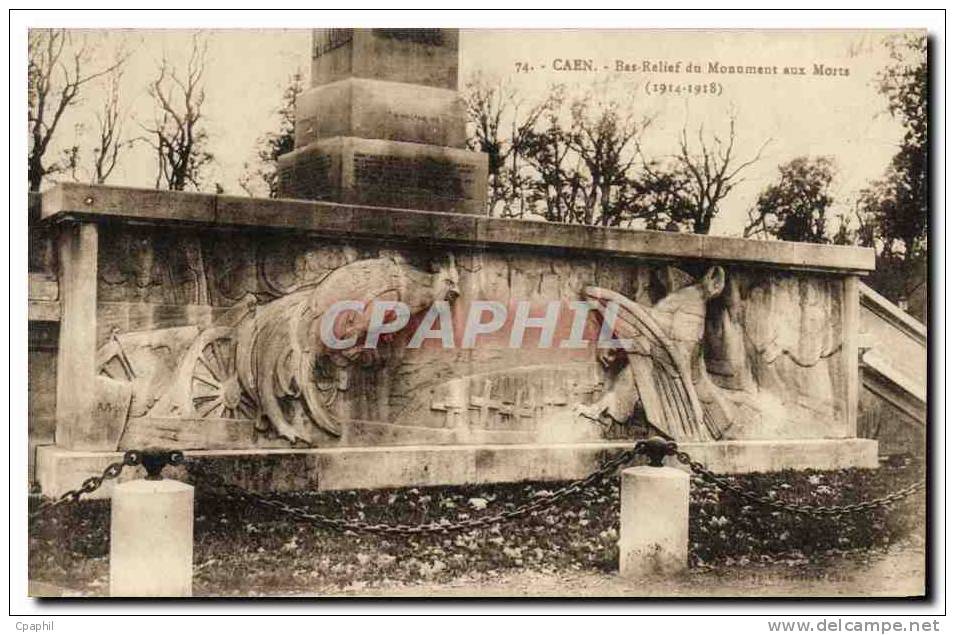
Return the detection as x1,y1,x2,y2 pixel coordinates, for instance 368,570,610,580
277,29,488,215
31,28,881,498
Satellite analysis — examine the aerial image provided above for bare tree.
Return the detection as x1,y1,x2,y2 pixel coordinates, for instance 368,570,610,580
467,82,764,233
630,162,696,232
465,74,548,218
671,115,770,234
519,86,651,227
563,96,651,226
28,29,126,191
143,34,213,191
89,60,129,184
520,88,580,223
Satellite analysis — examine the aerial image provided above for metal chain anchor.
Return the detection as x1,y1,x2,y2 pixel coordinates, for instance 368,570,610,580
28,450,143,520
28,449,185,520
186,439,649,536
28,439,925,527
139,450,185,480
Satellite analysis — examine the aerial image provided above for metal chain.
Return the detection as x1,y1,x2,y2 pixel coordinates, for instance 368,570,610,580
671,449,925,517
186,440,647,535
26,439,923,529
28,450,143,520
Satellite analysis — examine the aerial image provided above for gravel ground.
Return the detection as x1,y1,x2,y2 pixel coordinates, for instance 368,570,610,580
27,533,926,598
324,533,926,598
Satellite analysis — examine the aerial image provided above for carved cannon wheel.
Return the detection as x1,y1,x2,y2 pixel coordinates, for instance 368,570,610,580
189,326,257,419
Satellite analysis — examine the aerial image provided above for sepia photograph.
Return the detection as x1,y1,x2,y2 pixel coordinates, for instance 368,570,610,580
14,10,936,615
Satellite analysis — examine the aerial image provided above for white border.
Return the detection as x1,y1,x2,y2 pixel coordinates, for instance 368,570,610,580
5,6,947,624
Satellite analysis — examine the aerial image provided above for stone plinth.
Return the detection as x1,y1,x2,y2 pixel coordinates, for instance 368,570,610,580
38,183,878,274
278,137,488,214
278,28,488,213
109,479,194,597
295,78,468,148
311,29,459,89
619,466,689,578
35,438,879,498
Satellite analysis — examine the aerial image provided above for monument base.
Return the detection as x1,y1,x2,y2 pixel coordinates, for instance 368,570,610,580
35,438,879,499
277,136,488,215
294,78,468,148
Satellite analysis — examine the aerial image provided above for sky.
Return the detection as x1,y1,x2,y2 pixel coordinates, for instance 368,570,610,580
38,28,919,236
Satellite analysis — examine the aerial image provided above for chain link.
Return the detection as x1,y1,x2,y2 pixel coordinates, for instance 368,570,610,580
28,450,143,520
188,440,923,532
671,449,925,517
27,440,925,530
186,440,647,535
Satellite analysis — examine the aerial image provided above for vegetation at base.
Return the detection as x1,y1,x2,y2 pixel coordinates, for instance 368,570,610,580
28,458,923,596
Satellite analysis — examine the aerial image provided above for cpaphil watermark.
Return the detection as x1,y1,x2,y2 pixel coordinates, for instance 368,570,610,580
319,299,632,351
15,622,54,632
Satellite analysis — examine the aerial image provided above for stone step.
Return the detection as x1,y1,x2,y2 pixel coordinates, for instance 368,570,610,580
858,283,927,428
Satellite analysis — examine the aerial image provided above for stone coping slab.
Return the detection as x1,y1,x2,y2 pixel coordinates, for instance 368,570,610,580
40,183,875,274
36,438,878,498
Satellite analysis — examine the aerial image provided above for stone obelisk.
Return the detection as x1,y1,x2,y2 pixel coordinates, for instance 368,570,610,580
277,28,488,215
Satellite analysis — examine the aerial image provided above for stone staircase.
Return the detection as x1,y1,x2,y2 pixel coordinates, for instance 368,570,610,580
857,283,927,452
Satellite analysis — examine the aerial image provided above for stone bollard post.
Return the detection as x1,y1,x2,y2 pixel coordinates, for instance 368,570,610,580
619,465,689,578
110,478,194,597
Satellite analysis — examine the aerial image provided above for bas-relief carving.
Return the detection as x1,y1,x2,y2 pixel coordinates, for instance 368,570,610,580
99,254,461,448
98,227,209,305
98,325,201,418
719,273,847,439
580,267,846,441
203,233,364,304
577,267,734,442
91,236,849,450
98,226,367,307
417,365,609,443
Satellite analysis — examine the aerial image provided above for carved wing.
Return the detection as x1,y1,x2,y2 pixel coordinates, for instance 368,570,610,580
583,286,712,441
